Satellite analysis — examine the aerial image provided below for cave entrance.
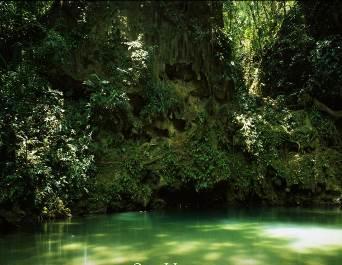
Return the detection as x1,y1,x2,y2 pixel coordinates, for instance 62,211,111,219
156,182,228,209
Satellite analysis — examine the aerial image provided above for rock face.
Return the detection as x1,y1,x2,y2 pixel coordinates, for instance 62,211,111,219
85,1,237,211
116,1,234,110
32,1,341,212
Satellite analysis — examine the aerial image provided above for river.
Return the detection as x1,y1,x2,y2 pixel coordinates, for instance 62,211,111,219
0,208,341,265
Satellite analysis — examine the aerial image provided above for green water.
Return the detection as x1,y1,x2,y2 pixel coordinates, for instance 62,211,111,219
1,208,342,265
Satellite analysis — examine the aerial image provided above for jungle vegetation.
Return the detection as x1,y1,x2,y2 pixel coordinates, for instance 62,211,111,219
0,0,341,226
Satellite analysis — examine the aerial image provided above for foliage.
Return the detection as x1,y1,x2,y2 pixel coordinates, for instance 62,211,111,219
233,93,341,198
307,36,342,106
85,74,129,111
160,134,231,191
1,0,342,223
223,1,295,89
0,65,94,219
272,149,342,188
140,81,181,122
260,10,314,96
0,1,52,39
33,29,73,67
223,1,341,204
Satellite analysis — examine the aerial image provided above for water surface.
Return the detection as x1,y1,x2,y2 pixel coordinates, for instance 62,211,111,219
1,208,342,265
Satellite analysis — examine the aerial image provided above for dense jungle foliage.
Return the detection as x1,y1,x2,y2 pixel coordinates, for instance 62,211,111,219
0,1,341,226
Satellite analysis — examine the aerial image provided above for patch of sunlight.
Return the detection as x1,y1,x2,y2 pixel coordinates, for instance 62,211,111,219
93,233,106,237
127,252,148,262
67,257,97,265
263,226,342,253
169,241,202,254
253,239,284,249
108,252,148,264
70,256,130,265
220,223,259,231
111,256,129,264
61,243,84,251
198,227,222,232
203,252,222,261
305,260,326,265
229,255,262,265
115,245,134,251
109,212,143,222
129,227,145,231
188,224,217,230
165,241,178,246
188,223,258,232
43,239,60,245
83,260,97,265
77,248,148,265
91,246,110,252
208,242,235,250
155,233,168,238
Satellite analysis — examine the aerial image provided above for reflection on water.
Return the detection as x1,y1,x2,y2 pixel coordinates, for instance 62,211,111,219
0,208,341,265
